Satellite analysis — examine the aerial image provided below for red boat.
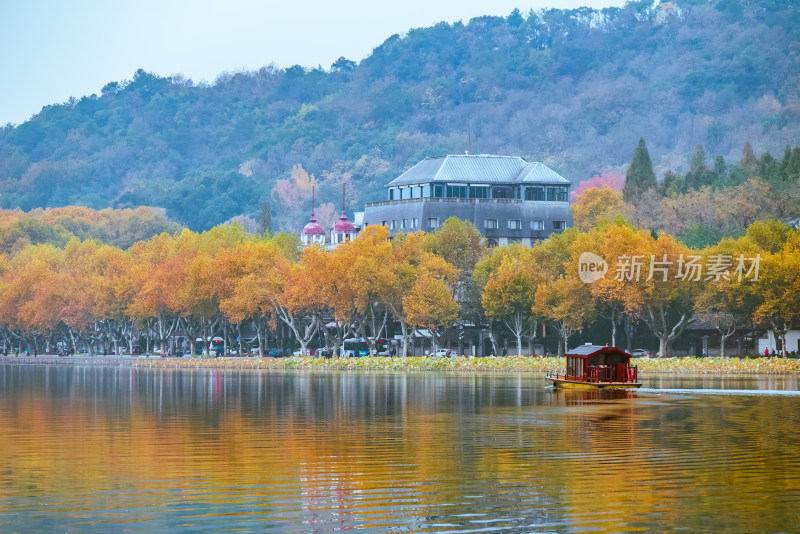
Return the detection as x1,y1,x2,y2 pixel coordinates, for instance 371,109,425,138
546,345,642,389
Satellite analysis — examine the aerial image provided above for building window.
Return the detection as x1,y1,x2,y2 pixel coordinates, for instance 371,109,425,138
531,220,544,230
546,186,569,202
508,219,521,230
389,188,397,201
433,184,444,198
427,217,439,229
553,220,566,231
412,218,419,228
487,238,499,247
446,184,468,198
525,186,545,201
469,185,489,199
484,219,498,229
402,219,408,229
391,220,398,230
381,221,388,226
492,186,513,199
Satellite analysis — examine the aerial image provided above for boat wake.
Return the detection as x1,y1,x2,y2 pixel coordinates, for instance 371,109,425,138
637,388,800,396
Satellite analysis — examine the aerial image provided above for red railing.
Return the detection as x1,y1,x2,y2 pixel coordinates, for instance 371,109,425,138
628,365,638,383
549,365,638,383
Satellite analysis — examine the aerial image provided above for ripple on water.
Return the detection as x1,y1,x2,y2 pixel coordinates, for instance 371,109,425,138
0,366,799,532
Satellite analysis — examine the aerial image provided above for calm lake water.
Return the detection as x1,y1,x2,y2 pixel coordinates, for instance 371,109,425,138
1,365,799,533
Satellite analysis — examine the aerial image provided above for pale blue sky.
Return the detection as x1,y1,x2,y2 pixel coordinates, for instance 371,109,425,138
0,0,627,126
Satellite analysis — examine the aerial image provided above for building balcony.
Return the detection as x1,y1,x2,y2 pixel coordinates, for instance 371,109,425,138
365,197,523,208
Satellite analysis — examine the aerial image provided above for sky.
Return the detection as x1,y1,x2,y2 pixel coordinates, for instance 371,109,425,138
0,0,628,127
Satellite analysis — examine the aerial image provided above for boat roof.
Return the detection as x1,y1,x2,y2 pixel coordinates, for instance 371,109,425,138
566,345,631,358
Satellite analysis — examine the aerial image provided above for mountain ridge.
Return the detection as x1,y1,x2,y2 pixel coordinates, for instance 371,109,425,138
0,0,797,232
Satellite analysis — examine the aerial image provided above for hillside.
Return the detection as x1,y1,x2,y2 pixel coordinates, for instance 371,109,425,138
0,0,798,232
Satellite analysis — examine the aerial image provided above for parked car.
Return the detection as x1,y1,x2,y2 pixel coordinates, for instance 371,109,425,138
267,348,285,357
630,348,652,357
432,349,452,358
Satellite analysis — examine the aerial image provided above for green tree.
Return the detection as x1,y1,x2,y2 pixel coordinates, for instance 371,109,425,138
622,138,657,201
740,142,759,177
684,145,714,191
259,202,272,234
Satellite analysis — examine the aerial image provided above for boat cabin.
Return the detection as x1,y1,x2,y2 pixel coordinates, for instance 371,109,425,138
565,345,638,384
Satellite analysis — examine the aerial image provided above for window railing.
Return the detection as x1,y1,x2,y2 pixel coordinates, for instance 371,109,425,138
366,197,523,208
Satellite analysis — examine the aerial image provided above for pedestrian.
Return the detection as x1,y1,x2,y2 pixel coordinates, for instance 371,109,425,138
765,347,769,357
502,347,507,357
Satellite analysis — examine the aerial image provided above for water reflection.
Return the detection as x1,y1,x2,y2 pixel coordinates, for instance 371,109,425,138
0,365,798,533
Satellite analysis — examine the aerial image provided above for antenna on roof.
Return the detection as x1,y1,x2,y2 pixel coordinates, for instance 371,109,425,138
463,117,472,155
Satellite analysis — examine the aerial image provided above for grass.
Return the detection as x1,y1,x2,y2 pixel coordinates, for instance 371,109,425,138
129,355,800,374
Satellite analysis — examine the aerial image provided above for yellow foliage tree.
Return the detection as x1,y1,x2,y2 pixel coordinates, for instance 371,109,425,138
570,186,630,232
481,244,541,356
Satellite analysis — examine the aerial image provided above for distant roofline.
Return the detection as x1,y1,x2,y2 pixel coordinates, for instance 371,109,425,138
387,154,569,188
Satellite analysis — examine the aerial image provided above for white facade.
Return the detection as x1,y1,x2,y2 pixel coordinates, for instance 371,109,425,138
757,330,800,355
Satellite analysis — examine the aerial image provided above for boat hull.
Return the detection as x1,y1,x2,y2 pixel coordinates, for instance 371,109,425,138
548,377,642,389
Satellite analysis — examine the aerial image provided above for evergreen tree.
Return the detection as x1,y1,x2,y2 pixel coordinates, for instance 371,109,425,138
787,147,800,182
740,142,759,177
713,155,727,183
623,138,657,201
758,152,780,182
780,145,793,179
659,170,684,196
259,202,272,234
684,145,713,191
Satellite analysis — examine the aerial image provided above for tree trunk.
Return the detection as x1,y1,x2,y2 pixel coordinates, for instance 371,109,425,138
487,321,499,356
610,307,618,348
720,332,730,358
399,320,410,357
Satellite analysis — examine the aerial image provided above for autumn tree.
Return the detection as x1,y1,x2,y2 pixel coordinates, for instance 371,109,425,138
387,231,458,356
752,233,800,357
576,220,653,351
0,244,65,353
214,239,288,355
694,235,764,357
404,271,459,353
639,234,700,357
570,171,625,202
570,186,630,231
272,164,316,211
482,244,541,356
532,229,596,356
126,232,188,353
424,217,488,331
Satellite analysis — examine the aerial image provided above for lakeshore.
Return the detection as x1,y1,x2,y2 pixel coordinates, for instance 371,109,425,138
2,354,800,374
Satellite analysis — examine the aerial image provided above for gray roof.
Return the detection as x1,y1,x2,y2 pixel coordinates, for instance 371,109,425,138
387,155,569,187
516,162,571,184
566,344,630,356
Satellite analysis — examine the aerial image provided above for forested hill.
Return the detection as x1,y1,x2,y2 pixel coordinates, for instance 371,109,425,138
0,0,798,232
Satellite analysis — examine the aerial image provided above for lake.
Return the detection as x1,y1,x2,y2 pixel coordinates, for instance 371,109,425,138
0,364,798,532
